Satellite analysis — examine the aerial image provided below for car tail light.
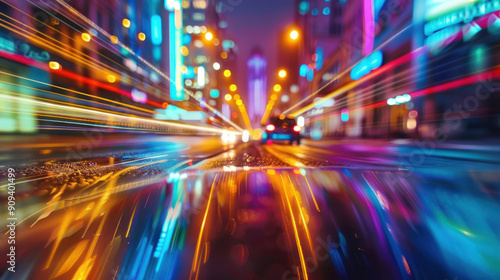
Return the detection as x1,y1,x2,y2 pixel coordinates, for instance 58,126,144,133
293,125,301,132
266,124,275,131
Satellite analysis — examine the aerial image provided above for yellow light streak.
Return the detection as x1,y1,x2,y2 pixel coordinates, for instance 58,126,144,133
0,2,243,131
287,174,315,258
303,177,320,213
44,210,73,269
126,202,138,238
0,16,156,96
0,71,157,114
0,10,170,100
280,175,309,280
0,94,242,135
190,175,218,280
237,102,253,130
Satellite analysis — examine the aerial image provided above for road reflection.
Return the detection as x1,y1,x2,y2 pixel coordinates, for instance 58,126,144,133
3,162,499,280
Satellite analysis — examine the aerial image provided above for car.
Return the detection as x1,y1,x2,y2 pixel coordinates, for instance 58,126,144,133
261,116,301,144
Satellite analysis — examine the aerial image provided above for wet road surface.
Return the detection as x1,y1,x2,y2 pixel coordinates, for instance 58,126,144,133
1,136,500,280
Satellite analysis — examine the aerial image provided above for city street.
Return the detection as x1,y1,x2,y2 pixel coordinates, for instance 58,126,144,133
1,135,499,279
2,0,500,279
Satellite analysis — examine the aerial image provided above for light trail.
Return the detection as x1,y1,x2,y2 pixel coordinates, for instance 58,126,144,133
0,51,164,109
308,46,491,117
288,46,427,117
0,79,157,116
1,0,161,91
287,174,316,259
1,0,244,131
35,0,244,131
279,174,309,280
303,176,320,213
190,175,218,280
126,202,138,238
0,11,156,96
0,93,241,135
0,88,155,120
283,24,414,116
309,67,500,122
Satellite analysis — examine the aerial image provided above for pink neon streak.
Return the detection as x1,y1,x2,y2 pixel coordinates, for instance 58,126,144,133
311,68,500,121
363,0,375,55
354,68,500,112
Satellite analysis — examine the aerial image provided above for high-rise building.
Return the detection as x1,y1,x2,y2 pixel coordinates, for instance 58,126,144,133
247,48,267,126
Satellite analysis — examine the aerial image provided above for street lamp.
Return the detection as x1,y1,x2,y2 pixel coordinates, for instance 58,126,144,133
49,61,60,70
205,32,213,41
122,19,131,28
225,94,232,101
278,69,287,78
273,84,282,92
290,30,299,40
107,74,116,83
81,32,91,42
138,32,146,41
224,69,231,77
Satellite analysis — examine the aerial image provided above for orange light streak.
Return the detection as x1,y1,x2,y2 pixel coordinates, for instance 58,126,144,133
280,175,309,280
190,175,218,280
287,174,315,258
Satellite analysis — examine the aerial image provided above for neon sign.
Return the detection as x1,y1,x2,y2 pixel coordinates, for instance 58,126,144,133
0,33,50,62
387,94,411,105
350,50,383,80
425,0,500,35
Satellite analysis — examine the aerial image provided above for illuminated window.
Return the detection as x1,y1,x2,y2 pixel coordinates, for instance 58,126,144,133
151,15,162,45
196,55,208,64
193,0,207,9
180,46,189,56
193,13,205,21
299,1,310,15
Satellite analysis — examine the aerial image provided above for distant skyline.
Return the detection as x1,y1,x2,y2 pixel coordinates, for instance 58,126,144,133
224,0,295,107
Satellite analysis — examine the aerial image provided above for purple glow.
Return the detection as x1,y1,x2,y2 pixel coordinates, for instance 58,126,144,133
131,89,148,104
247,51,267,126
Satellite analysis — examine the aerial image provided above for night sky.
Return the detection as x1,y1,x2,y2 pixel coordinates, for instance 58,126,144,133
225,0,295,100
